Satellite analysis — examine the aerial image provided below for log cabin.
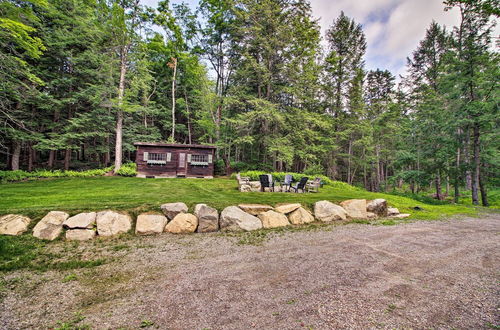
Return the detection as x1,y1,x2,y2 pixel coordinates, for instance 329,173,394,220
134,142,216,178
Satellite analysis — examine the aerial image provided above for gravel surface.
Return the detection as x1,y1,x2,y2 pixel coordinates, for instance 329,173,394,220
1,214,499,329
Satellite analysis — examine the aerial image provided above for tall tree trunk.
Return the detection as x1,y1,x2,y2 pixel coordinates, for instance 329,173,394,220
64,149,71,171
170,57,177,141
10,140,21,171
479,170,488,207
471,123,480,205
463,127,472,190
28,143,34,172
184,89,192,145
114,47,128,173
435,170,442,200
48,150,55,169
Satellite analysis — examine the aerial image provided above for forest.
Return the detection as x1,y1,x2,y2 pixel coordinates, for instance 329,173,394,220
0,0,498,205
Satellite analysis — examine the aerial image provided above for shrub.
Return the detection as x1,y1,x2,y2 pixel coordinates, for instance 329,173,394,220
116,162,137,177
0,166,115,183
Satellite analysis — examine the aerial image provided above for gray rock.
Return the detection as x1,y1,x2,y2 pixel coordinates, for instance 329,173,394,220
314,201,347,222
0,214,31,236
33,211,69,240
135,214,168,235
66,229,96,241
63,212,96,229
367,199,388,217
239,184,252,192
387,207,400,216
160,202,188,220
96,211,132,237
194,204,219,233
220,206,262,232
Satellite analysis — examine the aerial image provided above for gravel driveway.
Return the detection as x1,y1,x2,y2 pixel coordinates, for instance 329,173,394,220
1,214,499,329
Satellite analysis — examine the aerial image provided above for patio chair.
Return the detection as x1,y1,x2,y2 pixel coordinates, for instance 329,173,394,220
236,173,250,185
259,174,274,192
281,174,293,192
306,177,322,193
291,176,309,193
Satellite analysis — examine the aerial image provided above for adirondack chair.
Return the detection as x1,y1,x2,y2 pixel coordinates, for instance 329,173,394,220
259,174,274,192
291,177,309,193
306,177,322,193
281,174,293,192
236,173,250,185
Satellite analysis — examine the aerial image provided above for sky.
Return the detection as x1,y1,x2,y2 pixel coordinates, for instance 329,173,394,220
141,0,499,79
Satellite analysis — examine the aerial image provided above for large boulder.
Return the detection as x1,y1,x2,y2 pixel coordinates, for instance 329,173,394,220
165,213,198,234
160,202,188,220
367,199,388,217
135,214,168,235
340,199,368,219
387,207,400,216
238,204,273,216
33,211,69,240
367,212,377,219
194,204,219,233
96,211,132,237
0,214,31,236
275,203,301,214
66,229,96,241
220,206,262,232
314,201,347,222
288,207,315,225
258,210,290,229
63,212,96,229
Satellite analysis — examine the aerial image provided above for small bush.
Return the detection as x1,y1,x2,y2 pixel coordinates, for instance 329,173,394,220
0,163,138,183
116,162,137,177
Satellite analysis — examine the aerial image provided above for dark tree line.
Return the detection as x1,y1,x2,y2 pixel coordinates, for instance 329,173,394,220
0,0,498,205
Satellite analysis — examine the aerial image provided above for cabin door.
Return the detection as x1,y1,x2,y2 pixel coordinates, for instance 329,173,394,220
177,152,186,176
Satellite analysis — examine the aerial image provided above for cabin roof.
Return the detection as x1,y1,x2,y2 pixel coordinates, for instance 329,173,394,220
133,142,217,149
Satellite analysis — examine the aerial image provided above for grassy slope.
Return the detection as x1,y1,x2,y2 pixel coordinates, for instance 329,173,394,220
0,177,480,220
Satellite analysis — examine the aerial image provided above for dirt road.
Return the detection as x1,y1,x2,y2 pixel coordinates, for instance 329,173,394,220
1,215,499,329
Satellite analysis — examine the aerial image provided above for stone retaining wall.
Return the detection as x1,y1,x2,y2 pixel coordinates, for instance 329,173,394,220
0,199,410,240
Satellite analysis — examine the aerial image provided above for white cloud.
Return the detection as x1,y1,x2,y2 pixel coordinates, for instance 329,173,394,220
310,0,466,76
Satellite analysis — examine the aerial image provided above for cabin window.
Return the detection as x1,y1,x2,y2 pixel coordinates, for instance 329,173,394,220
147,152,167,165
190,154,209,166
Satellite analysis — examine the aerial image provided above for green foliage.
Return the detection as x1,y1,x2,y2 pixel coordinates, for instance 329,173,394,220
115,162,137,177
0,167,114,183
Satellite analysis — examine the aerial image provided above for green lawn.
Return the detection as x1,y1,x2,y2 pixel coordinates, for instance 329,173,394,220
0,177,481,220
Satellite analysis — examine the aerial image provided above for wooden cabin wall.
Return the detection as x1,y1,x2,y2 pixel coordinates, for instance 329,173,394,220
136,146,214,178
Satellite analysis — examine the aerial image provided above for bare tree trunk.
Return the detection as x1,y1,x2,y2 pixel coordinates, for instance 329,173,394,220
184,89,192,145
169,57,177,141
28,143,34,172
64,149,71,171
471,123,480,205
114,47,128,173
10,140,21,171
435,170,442,200
479,170,488,207
464,127,472,190
48,150,55,169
